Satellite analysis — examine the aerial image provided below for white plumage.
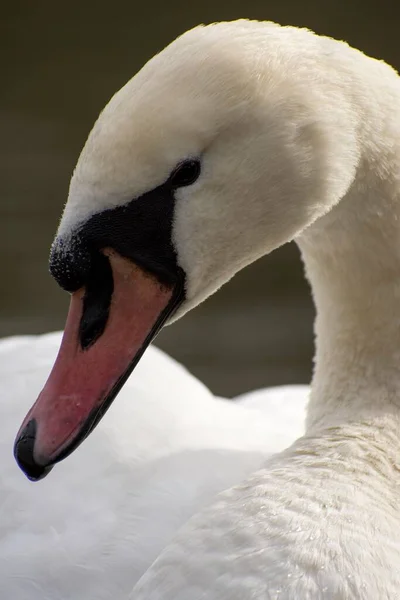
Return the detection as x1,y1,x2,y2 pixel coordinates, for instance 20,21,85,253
0,333,306,598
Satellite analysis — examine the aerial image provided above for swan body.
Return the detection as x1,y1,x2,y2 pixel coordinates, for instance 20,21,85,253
0,333,307,599
11,18,400,600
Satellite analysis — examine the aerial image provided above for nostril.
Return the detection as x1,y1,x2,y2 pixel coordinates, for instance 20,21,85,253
79,252,114,350
14,419,53,481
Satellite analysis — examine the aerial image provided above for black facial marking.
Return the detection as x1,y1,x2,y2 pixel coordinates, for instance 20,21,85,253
49,171,192,350
50,180,185,294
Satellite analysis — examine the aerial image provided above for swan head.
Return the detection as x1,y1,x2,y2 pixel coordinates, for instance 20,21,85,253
15,21,358,480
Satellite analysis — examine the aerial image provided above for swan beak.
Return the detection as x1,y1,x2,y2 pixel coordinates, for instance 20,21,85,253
14,250,183,481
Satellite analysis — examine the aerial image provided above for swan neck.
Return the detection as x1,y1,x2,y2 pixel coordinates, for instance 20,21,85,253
297,127,400,434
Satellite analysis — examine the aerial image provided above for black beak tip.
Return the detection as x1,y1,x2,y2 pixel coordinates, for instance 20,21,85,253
14,419,53,481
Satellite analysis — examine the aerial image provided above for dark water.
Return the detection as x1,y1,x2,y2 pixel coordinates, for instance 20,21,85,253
2,1,399,395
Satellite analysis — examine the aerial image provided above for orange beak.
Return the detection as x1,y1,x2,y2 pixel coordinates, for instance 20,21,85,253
14,249,183,480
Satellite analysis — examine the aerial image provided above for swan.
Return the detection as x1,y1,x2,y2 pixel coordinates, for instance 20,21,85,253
11,17,400,598
1,333,307,599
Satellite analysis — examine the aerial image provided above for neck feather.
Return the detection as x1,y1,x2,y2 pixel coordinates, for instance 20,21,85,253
297,71,400,435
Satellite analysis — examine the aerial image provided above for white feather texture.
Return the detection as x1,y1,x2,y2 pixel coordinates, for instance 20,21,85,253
0,334,307,599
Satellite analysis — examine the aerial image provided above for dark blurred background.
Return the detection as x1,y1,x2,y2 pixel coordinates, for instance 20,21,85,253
2,1,399,395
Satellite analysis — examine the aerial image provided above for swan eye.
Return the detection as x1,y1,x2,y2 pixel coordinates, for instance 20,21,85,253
169,159,201,188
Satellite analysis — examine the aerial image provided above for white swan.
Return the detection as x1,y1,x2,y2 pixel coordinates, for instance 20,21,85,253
11,17,400,599
1,334,306,599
